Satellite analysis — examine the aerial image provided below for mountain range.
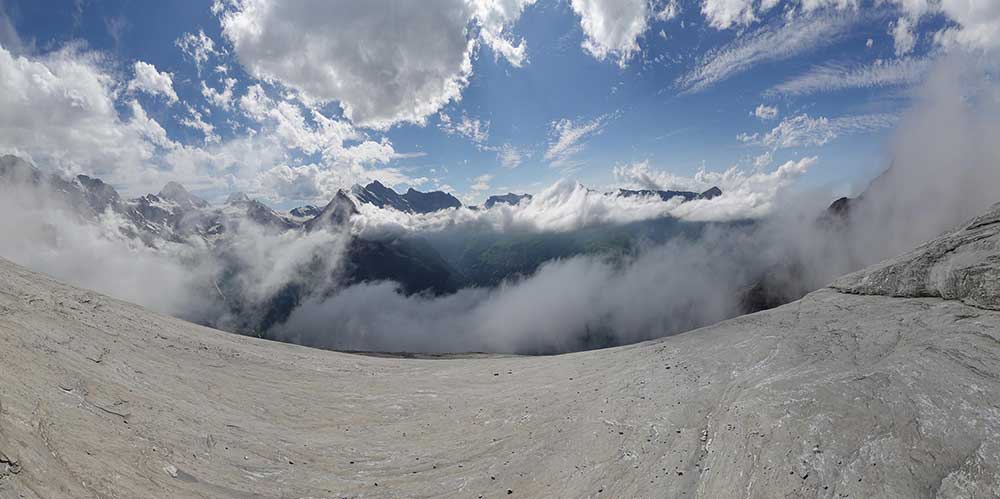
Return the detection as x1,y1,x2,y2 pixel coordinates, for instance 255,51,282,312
0,154,738,344
1,154,725,241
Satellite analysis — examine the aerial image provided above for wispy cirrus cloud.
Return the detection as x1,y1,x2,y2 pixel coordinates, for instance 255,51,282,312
740,113,899,150
766,57,932,97
486,143,526,169
438,112,490,144
677,13,857,93
544,115,609,169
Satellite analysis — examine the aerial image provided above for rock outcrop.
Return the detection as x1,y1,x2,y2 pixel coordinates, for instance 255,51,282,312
1,204,998,498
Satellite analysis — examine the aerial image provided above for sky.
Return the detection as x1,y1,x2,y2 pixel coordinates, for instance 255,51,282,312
0,0,996,210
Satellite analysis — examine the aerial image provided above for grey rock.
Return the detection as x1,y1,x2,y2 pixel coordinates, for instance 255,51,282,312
352,181,462,214
288,205,320,221
484,193,532,209
303,189,358,231
1,203,999,498
833,202,1000,310
615,186,723,203
159,182,208,211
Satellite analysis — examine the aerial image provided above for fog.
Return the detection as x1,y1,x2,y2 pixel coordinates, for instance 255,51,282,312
276,231,756,353
1,54,998,355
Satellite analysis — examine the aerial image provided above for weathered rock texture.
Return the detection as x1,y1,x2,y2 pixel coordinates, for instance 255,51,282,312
2,205,1000,498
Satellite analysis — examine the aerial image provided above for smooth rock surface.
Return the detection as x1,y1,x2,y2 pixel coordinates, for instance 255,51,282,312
2,206,1000,498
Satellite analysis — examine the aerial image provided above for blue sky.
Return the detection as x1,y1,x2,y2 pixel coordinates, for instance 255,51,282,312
0,0,994,210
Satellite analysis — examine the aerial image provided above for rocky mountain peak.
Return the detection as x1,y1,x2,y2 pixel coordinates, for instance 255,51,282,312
305,189,359,231
159,181,208,210
75,175,122,213
484,193,532,209
700,186,722,199
225,192,251,205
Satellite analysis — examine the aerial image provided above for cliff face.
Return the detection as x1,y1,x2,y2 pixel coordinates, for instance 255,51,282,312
1,204,1000,498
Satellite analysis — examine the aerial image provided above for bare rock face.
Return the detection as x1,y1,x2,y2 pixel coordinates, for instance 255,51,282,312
1,204,999,498
833,202,1000,310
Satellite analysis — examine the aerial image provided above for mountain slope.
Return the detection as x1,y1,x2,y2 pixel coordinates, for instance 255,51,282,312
1,204,999,498
351,181,462,214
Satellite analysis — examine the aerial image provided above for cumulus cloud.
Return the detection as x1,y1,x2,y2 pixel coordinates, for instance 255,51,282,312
753,104,779,120
891,16,917,55
544,115,608,169
470,0,537,67
766,57,932,96
127,61,179,104
700,0,761,29
613,157,815,220
0,44,168,183
0,37,416,203
237,83,416,181
654,0,681,21
202,76,237,110
180,105,220,144
570,0,650,67
176,29,218,75
217,0,479,129
891,0,1000,51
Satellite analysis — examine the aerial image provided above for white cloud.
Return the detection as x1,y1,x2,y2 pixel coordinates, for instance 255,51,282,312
0,44,168,183
496,143,524,168
879,0,999,52
127,99,176,150
613,157,816,221
180,105,220,144
891,16,917,55
931,0,1000,51
753,103,779,120
0,36,421,204
241,84,414,168
253,162,412,204
544,115,608,169
677,13,855,93
655,0,681,21
471,173,493,192
202,77,237,110
767,57,932,96
570,0,650,68
700,0,760,29
176,29,218,74
438,112,490,144
754,113,898,149
699,0,865,29
470,0,537,67
239,84,353,154
216,0,490,130
350,157,815,236
127,61,179,105
753,150,773,167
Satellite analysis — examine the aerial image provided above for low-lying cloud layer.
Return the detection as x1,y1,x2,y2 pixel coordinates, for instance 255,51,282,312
1,55,998,355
